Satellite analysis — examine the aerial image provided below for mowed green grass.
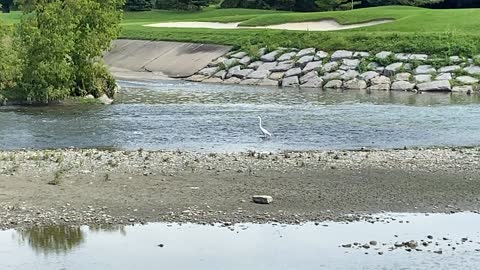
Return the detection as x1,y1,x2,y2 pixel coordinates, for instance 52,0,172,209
2,6,480,55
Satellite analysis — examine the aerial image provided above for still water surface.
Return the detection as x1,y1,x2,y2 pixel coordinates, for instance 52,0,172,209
1,213,480,269
1,80,480,152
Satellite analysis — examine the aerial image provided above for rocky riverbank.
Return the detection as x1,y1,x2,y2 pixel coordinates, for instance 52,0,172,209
1,147,480,230
188,48,480,93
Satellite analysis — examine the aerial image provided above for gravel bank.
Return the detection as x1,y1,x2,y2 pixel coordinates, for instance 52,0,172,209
1,147,480,230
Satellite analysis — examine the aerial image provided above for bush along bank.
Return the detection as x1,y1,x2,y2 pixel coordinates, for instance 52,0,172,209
187,48,480,94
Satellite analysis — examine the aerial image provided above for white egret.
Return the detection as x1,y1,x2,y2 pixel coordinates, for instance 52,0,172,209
257,116,272,138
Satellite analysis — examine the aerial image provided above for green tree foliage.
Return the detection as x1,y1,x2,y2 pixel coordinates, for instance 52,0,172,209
155,0,214,10
6,0,124,103
365,0,444,6
0,20,19,95
0,0,14,13
124,0,153,11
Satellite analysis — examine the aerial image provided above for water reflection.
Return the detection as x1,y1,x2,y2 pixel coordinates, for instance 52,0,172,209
89,224,127,236
18,226,84,255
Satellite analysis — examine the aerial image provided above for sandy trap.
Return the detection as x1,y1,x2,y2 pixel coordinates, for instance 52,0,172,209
145,19,393,31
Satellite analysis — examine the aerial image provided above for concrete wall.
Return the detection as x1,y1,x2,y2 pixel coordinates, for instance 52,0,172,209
104,39,232,78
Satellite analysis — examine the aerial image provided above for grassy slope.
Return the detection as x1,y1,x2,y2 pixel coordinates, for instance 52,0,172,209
3,7,480,56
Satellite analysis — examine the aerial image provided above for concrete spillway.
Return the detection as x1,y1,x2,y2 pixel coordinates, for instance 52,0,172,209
104,39,232,78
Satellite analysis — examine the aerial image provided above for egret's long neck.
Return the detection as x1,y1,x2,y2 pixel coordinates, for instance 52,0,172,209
258,118,262,127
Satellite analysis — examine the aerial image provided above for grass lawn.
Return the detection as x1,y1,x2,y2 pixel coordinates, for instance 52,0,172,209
3,6,480,56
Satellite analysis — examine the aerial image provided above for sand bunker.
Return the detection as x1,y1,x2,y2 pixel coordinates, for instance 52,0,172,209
145,19,393,31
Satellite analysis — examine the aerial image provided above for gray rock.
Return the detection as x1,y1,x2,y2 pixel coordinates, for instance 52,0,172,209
257,48,268,57
315,51,329,59
343,79,367,89
269,72,285,80
282,76,300,87
360,71,379,82
303,61,322,73
277,52,296,62
395,72,412,81
322,62,339,72
273,61,295,72
301,76,323,88
85,94,95,99
391,81,415,91
300,71,319,84
331,50,353,60
222,77,242,84
464,66,480,75
296,55,314,67
342,59,360,67
409,54,428,61
231,68,254,79
384,62,403,76
252,195,273,204
210,56,228,67
324,80,343,89
297,48,316,58
213,70,227,79
228,65,242,74
285,67,303,78
257,62,278,71
371,76,391,85
248,61,263,69
417,80,451,91
375,51,393,59
414,65,436,75
247,70,271,79
368,84,391,91
198,67,220,76
322,71,343,81
261,50,280,62
340,70,359,81
258,79,279,87
240,79,260,85
449,56,463,63
231,51,247,59
367,62,380,70
223,58,239,68
452,85,473,93
353,51,370,58
239,56,252,66
394,53,411,61
414,74,432,83
435,73,452,81
456,76,479,85
438,65,461,73
98,94,113,105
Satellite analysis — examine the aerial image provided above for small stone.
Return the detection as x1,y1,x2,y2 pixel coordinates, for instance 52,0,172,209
322,62,339,73
331,50,353,60
435,73,452,81
369,241,378,246
285,67,302,78
464,66,480,75
414,74,432,83
324,80,343,89
391,81,415,91
277,52,296,62
353,51,370,58
261,51,280,62
439,65,461,73
409,54,428,61
296,48,316,58
414,65,436,75
252,195,273,204
303,61,322,73
296,55,314,68
394,53,411,60
257,62,278,71
273,61,294,72
360,71,379,82
315,51,329,59
231,51,247,59
343,79,367,90
322,71,344,81
376,51,393,59
384,63,403,76
248,61,263,69
339,70,359,81
282,76,300,87
371,76,391,85
395,72,412,81
239,56,252,66
269,72,285,80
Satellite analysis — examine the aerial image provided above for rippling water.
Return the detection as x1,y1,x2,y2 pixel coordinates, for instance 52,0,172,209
1,80,480,152
1,213,480,270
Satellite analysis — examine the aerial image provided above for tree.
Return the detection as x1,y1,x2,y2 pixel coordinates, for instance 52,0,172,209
124,0,153,11
0,0,14,13
11,0,124,103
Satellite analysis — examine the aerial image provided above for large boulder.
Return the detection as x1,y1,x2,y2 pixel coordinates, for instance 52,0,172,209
258,79,279,87
416,80,451,91
285,67,302,78
340,70,359,81
375,51,393,59
384,62,403,76
464,66,480,75
324,80,343,89
247,70,271,79
301,76,323,88
299,71,319,84
438,65,461,73
315,51,329,59
391,81,415,91
331,50,353,60
395,72,412,81
322,62,339,73
296,55,314,68
257,62,278,71
343,79,367,90
456,76,479,85
198,67,219,76
277,52,296,62
261,50,280,62
371,76,391,85
303,61,322,73
230,68,254,79
360,71,379,82
414,65,436,75
414,74,432,83
231,51,247,59
296,48,316,58
282,76,300,87
452,85,473,93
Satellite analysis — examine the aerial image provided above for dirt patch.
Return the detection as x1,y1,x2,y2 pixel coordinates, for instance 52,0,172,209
1,147,479,229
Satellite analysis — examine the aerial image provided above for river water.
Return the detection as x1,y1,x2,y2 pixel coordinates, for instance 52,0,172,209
1,213,480,270
1,80,480,152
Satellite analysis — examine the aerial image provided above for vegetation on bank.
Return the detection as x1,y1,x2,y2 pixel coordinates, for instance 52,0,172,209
118,6,480,56
0,0,124,104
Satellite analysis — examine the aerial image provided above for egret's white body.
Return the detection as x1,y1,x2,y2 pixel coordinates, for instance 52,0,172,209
258,116,272,137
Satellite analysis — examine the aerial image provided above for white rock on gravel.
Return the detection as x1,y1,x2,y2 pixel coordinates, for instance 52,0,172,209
252,195,273,204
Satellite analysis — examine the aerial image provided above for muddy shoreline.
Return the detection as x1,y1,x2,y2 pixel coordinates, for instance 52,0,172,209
1,147,480,230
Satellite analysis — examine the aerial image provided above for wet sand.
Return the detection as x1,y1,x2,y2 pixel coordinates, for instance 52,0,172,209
1,147,480,229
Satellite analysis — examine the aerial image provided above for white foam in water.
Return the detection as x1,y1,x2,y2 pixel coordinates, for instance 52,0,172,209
1,213,480,269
